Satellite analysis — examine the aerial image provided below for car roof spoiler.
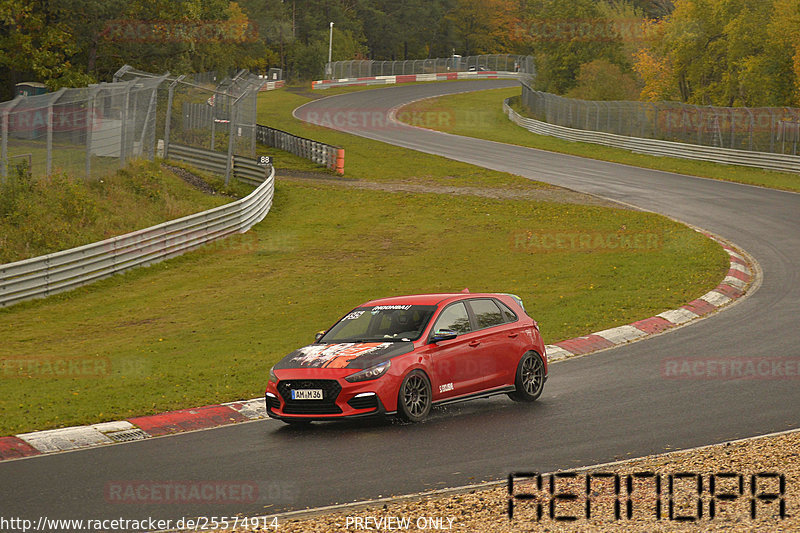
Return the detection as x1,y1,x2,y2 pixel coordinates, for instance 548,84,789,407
499,293,526,312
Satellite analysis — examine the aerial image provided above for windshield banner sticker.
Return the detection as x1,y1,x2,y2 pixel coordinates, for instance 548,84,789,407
371,305,412,312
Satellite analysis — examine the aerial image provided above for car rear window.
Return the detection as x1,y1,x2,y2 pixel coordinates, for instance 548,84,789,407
496,300,518,323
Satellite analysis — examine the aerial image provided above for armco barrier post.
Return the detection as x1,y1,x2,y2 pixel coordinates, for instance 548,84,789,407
336,148,345,175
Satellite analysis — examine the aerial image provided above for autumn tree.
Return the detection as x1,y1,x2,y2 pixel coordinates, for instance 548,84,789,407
634,0,800,107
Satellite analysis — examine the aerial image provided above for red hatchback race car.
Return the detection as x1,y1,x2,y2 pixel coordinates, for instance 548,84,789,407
265,292,547,424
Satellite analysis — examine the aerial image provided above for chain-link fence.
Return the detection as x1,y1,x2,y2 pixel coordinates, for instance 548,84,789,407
0,66,266,184
0,75,165,180
115,65,265,179
326,54,535,79
521,79,800,156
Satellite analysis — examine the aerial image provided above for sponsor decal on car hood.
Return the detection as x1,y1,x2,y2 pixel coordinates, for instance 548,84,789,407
274,342,414,369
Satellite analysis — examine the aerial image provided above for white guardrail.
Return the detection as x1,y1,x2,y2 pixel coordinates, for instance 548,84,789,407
504,98,800,174
312,71,525,90
0,157,275,308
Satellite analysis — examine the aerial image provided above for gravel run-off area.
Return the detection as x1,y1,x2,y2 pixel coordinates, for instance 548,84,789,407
211,429,798,533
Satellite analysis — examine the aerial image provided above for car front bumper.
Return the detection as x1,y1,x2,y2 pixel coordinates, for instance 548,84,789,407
264,373,397,421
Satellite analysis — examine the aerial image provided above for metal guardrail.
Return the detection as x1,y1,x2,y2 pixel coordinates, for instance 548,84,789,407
0,160,274,308
504,99,800,175
312,71,525,90
256,124,343,174
168,143,228,175
326,55,535,79
166,143,275,186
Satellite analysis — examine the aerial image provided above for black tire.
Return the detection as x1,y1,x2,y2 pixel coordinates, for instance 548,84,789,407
508,351,546,402
397,370,432,422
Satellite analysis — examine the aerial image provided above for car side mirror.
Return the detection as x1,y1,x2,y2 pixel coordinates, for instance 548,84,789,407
315,331,325,342
431,329,458,343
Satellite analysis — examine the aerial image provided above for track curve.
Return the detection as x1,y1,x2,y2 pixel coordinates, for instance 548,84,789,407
2,81,799,525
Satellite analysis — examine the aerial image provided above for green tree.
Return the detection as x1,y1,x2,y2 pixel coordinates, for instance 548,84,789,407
0,0,93,96
444,0,519,56
521,0,630,94
567,58,640,101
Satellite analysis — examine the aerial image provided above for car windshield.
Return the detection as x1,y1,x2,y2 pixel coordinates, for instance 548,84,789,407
320,305,437,343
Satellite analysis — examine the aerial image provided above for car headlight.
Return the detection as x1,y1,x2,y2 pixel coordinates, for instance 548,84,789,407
345,361,391,383
269,366,278,383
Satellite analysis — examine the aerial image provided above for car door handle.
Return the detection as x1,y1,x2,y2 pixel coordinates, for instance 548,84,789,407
508,333,519,338
468,340,481,347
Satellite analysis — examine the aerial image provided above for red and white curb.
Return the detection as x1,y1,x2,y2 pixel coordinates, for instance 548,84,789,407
546,230,755,363
311,71,523,90
0,400,267,462
0,231,755,463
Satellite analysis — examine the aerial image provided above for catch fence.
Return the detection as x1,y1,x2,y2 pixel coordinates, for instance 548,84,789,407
0,75,165,180
520,79,800,156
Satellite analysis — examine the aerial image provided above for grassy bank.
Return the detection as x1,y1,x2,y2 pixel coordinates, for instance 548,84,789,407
0,160,232,264
396,86,800,193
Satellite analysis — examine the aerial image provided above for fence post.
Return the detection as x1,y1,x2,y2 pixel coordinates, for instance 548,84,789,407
211,97,217,151
120,83,131,166
46,99,53,175
770,110,776,153
652,103,659,138
85,86,96,178
250,91,257,157
141,83,158,160
1,108,8,181
163,75,184,160
225,99,238,186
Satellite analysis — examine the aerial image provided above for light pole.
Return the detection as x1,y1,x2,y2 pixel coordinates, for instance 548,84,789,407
327,22,334,79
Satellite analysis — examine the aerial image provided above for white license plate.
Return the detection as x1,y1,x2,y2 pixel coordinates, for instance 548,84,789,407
291,389,323,400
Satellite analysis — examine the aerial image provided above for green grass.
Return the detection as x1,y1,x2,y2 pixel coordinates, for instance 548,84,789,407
0,159,230,264
0,179,728,435
5,140,120,179
257,88,553,191
396,87,800,193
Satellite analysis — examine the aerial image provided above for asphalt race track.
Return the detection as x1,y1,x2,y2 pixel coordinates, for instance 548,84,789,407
2,81,799,526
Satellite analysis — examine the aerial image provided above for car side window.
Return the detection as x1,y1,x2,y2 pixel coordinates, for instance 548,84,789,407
433,302,472,335
496,300,518,323
469,299,505,329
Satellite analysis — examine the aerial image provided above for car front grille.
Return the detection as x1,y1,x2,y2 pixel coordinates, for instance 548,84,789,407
277,379,342,415
347,394,378,410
